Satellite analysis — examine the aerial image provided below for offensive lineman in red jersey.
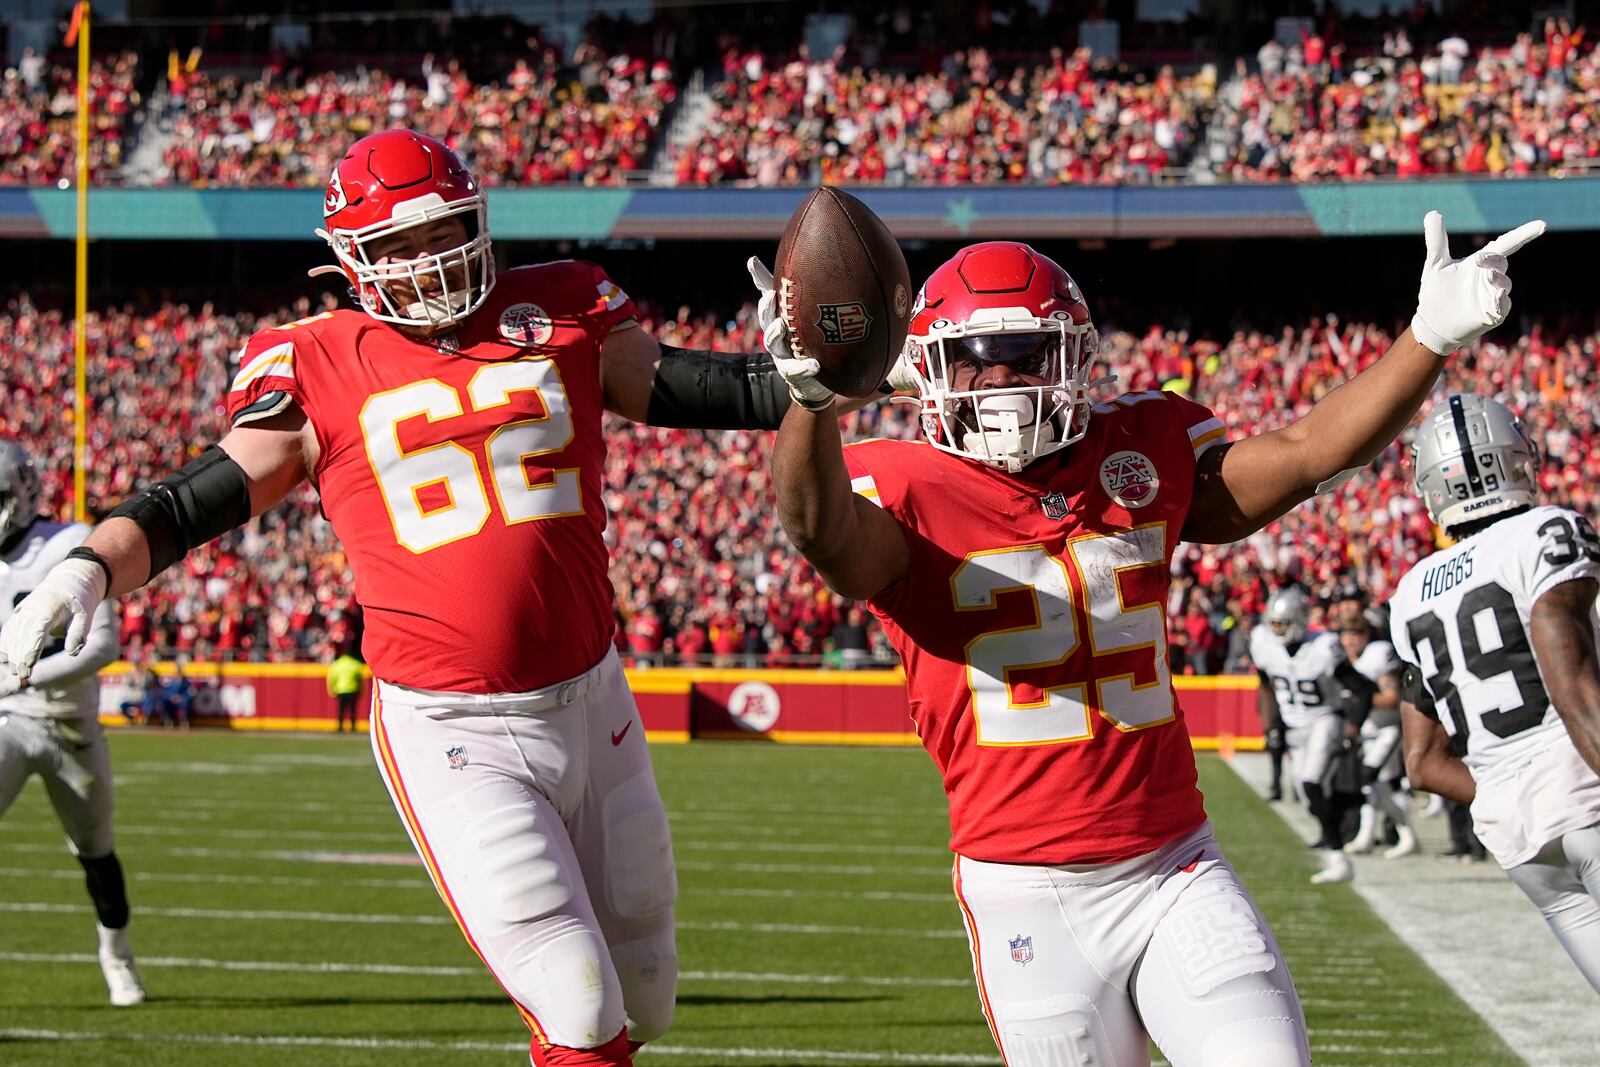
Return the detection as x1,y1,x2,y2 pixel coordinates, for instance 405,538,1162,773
765,219,1543,1065
0,131,841,1066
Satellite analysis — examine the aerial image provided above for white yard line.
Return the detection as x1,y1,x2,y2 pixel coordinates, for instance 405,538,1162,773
1228,752,1600,1067
0,866,958,903
0,952,971,989
0,900,965,939
0,1028,1002,1065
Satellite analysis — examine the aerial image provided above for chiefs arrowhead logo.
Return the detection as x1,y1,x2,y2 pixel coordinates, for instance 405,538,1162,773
324,170,348,217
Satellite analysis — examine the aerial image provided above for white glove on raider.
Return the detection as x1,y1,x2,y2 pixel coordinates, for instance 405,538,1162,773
1411,211,1545,356
747,257,836,412
0,557,107,689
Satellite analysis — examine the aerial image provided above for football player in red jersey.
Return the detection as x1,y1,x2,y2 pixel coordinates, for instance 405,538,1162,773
0,130,847,1067
767,219,1542,1066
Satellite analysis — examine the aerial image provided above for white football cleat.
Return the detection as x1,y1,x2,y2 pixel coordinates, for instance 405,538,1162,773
1310,849,1354,885
1422,794,1446,818
1384,825,1420,859
1345,807,1378,854
98,924,145,1007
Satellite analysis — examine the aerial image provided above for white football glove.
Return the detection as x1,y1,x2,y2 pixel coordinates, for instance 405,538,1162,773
746,256,836,412
1411,211,1545,356
0,557,107,689
884,348,921,394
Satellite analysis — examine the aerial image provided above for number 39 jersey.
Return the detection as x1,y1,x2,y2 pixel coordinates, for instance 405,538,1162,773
1247,629,1348,730
1389,505,1600,785
844,390,1229,866
226,261,636,694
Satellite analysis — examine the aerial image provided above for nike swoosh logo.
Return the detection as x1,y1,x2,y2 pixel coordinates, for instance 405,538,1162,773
611,721,633,746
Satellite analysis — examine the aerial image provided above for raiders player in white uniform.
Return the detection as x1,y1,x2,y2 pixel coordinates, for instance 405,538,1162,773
0,442,144,1005
1251,587,1376,884
1339,606,1419,858
1393,395,1600,993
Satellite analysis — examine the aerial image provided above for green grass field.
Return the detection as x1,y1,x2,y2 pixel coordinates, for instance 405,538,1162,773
0,734,1519,1066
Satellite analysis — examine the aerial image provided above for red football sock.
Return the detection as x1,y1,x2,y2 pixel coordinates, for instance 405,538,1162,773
531,1029,631,1067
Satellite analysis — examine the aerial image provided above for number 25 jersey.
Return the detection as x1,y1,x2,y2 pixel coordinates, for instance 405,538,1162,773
226,262,634,695
845,391,1229,866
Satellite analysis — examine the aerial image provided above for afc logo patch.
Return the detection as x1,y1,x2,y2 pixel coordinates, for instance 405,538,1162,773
1100,450,1159,509
446,745,469,771
1039,490,1070,521
816,302,873,345
1009,935,1033,966
499,303,554,346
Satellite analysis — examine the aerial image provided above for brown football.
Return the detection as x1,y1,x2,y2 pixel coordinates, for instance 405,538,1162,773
774,187,912,398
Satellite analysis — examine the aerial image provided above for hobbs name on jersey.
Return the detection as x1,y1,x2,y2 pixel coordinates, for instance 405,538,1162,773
1419,547,1475,601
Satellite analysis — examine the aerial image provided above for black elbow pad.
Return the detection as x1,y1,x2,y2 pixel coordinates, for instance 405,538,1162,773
107,446,252,581
646,347,792,430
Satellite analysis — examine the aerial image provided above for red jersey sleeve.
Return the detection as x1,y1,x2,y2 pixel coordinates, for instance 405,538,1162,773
226,326,307,426
580,261,639,336
1160,391,1230,461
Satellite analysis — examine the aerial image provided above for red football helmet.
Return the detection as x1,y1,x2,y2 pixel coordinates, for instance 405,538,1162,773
903,242,1103,472
311,130,495,331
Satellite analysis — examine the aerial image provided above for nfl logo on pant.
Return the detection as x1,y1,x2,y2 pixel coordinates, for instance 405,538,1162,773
1009,934,1033,965
446,745,469,771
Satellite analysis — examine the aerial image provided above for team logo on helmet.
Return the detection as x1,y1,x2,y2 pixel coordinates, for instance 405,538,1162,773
816,302,872,345
324,170,348,217
1100,450,1159,508
499,303,553,346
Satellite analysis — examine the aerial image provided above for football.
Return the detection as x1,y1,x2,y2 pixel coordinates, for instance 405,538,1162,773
774,187,913,398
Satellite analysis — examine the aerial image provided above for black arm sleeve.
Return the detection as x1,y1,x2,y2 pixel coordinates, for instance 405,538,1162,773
106,446,252,582
1400,663,1438,720
1335,660,1377,728
645,347,794,430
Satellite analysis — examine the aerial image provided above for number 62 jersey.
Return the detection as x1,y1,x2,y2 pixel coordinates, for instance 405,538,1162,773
844,390,1229,867
226,261,634,695
1388,504,1600,867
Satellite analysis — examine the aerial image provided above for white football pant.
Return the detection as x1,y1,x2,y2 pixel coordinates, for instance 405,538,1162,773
953,821,1310,1067
370,648,677,1053
1505,821,1600,994
1286,715,1343,792
0,711,116,857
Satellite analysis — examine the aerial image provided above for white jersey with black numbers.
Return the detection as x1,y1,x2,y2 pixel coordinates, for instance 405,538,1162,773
0,519,113,719
1389,505,1600,867
1390,505,1600,783
1249,628,1347,729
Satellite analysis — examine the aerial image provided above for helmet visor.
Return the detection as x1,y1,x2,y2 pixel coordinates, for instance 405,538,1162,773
946,332,1061,379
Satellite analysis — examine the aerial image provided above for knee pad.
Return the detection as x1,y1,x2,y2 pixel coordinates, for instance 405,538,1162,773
997,999,1114,1067
602,773,676,922
610,928,678,1043
459,791,573,924
508,917,625,1049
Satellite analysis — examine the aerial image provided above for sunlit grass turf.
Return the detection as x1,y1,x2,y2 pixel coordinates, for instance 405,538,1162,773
0,733,1517,1066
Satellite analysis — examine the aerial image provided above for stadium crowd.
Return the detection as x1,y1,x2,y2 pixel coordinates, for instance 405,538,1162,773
6,19,1600,187
0,49,141,187
1205,19,1600,181
680,45,1211,186
4,291,1595,671
158,43,673,187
